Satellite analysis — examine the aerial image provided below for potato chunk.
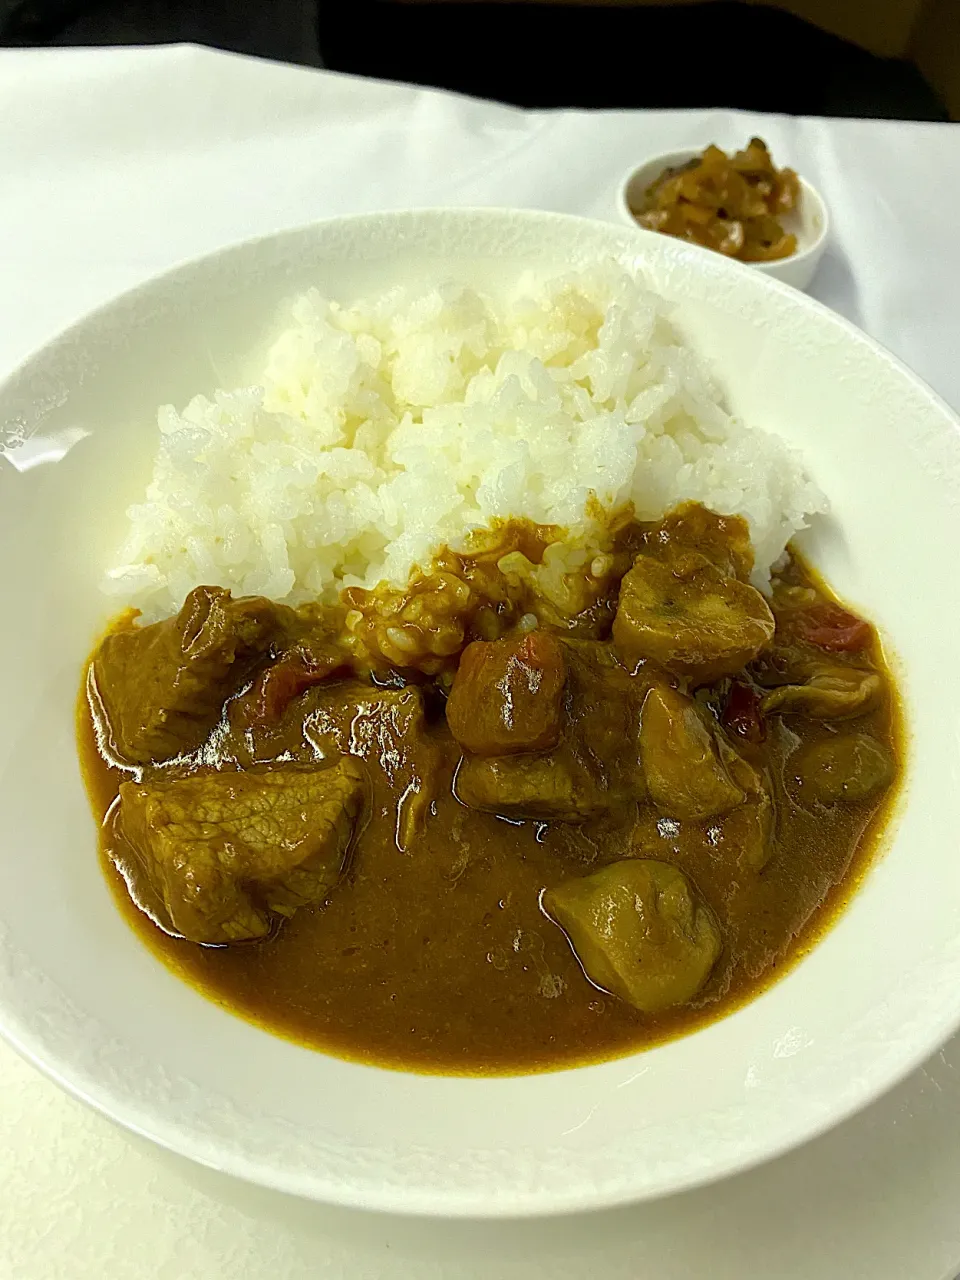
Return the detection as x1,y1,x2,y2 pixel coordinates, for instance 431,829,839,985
613,551,774,684
118,759,366,944
715,741,775,871
543,859,721,1013
639,685,744,820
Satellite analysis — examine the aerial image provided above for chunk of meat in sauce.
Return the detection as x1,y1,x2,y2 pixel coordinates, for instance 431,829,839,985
231,678,418,767
446,632,566,756
93,586,286,765
543,859,721,1013
453,639,646,822
117,759,366,944
304,684,427,777
613,550,775,685
455,749,606,823
229,681,441,854
564,640,649,779
629,732,774,876
312,685,443,852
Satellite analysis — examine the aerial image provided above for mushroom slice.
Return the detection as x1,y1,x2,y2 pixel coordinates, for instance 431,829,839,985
613,551,775,685
761,667,881,720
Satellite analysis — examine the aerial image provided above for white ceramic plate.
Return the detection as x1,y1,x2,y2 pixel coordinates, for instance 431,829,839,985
1,209,959,1218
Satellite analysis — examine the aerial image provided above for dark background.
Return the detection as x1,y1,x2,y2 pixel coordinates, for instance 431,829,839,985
0,0,950,120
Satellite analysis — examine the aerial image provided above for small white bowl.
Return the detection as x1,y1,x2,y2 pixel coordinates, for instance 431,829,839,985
620,148,829,291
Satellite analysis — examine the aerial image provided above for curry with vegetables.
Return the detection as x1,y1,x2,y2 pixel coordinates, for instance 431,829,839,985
79,503,901,1074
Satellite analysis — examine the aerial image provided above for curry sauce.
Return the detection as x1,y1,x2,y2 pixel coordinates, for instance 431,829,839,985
77,507,903,1076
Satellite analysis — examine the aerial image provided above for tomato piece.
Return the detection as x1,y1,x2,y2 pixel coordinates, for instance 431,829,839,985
255,654,338,721
235,647,348,727
722,681,766,744
795,604,872,653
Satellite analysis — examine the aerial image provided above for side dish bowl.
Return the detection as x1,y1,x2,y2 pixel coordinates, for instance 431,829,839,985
619,148,830,290
0,208,958,1217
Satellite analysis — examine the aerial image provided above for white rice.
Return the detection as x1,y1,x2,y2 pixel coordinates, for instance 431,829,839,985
103,263,826,619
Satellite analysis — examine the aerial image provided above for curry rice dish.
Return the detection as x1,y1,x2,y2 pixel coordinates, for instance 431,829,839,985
78,267,900,1074
81,502,900,1074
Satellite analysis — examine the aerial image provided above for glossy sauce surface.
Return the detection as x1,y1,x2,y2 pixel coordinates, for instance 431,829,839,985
79,546,902,1076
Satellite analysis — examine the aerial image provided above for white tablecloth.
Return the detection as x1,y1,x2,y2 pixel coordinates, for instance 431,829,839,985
2,43,960,1280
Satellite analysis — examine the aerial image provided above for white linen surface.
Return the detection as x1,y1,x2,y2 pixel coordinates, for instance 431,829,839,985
1,43,959,1280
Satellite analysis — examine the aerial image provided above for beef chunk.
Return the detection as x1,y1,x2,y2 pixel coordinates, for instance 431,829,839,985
228,680,438,854
790,733,894,806
118,758,366,944
453,639,647,823
455,747,607,822
231,638,351,729
305,684,437,852
301,684,426,777
94,587,287,765
446,632,566,756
